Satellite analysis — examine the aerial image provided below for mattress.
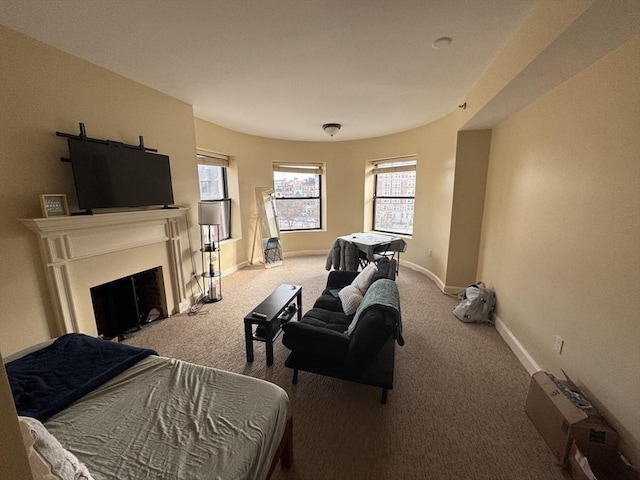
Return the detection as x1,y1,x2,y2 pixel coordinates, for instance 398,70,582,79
43,355,290,480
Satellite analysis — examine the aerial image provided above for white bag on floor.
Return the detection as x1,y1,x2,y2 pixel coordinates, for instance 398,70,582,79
453,282,496,325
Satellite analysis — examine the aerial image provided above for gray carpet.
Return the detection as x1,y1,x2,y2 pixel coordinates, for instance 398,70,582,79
123,255,568,480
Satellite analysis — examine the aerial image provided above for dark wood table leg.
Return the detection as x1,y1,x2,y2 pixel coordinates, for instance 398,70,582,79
244,320,254,362
265,324,274,366
296,289,302,322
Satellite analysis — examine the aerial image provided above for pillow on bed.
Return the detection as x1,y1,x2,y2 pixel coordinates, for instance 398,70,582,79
18,416,95,480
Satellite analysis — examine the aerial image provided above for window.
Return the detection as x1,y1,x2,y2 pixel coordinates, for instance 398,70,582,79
372,156,416,235
197,150,231,240
272,163,322,231
197,154,228,201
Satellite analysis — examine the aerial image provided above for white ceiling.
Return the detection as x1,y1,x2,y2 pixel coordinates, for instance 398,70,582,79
2,0,544,141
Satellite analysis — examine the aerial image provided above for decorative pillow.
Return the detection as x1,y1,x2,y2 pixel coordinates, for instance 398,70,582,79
338,284,364,315
18,416,95,480
351,263,378,294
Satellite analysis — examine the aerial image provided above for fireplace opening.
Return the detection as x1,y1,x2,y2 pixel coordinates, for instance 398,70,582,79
90,266,167,340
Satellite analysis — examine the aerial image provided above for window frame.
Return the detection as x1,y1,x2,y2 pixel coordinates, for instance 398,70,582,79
272,163,323,232
197,150,230,200
198,164,228,200
197,149,231,240
372,156,416,236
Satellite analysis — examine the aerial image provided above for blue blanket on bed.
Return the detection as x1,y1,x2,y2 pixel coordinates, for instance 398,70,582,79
6,333,157,421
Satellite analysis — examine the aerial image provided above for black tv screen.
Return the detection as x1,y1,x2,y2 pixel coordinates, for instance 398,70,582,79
68,138,174,211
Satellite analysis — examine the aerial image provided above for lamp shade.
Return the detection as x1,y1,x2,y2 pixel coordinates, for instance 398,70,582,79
198,200,230,226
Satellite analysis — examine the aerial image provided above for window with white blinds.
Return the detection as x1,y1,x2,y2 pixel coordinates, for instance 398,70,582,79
372,155,416,235
197,149,231,240
272,162,323,231
197,150,229,201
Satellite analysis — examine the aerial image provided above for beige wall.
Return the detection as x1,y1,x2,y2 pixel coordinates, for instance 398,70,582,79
195,109,463,286
446,130,492,289
0,26,201,356
477,36,640,462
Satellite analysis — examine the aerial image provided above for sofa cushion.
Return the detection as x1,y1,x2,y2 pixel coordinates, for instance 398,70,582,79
325,270,359,289
338,285,364,315
301,307,352,330
313,294,342,312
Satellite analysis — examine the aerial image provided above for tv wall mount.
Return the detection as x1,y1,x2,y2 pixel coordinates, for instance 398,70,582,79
56,122,157,163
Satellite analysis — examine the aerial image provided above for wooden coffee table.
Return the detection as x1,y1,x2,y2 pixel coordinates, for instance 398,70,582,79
244,284,302,366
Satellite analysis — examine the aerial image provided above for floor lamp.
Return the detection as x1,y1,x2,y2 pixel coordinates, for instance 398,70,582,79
198,201,224,303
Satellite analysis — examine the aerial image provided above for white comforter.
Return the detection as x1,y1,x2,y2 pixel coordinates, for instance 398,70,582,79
44,356,289,480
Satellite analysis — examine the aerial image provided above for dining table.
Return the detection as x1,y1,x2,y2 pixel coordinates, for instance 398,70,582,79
337,232,407,263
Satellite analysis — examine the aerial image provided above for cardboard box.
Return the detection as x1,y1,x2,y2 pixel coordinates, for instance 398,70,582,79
568,441,639,480
525,371,618,464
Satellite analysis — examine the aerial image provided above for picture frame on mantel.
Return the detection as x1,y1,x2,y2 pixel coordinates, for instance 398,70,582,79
40,194,69,218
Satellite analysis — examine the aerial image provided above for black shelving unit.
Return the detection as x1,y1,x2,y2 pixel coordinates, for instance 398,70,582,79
200,224,222,302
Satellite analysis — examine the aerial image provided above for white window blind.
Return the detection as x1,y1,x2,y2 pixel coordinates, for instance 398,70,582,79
372,155,416,235
196,148,230,167
273,162,323,175
372,155,417,174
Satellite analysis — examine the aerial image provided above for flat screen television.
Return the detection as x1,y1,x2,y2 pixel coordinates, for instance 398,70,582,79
68,138,174,213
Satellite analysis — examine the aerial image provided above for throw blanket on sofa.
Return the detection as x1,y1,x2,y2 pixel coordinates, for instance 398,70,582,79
347,279,404,345
6,333,157,421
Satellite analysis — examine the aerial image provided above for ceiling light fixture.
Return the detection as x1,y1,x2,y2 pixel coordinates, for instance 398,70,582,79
322,123,341,137
431,37,452,49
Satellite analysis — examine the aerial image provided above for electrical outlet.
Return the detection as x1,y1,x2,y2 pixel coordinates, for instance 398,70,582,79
554,336,564,355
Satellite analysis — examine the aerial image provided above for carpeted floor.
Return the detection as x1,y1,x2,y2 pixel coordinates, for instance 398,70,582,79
123,255,569,480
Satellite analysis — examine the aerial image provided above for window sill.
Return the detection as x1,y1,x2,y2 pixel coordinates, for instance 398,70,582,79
280,229,325,234
369,230,413,240
219,237,241,246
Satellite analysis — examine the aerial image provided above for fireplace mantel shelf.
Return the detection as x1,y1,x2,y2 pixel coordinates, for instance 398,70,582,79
20,207,190,336
20,207,189,234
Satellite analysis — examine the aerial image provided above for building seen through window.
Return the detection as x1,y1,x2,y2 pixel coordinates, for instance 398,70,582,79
197,157,230,241
273,164,322,231
198,164,226,201
373,158,416,235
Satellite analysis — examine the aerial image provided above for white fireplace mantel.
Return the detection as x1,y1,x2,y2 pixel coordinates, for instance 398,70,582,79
21,208,190,336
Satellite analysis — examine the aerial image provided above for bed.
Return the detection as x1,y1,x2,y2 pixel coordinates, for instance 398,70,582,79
5,333,292,480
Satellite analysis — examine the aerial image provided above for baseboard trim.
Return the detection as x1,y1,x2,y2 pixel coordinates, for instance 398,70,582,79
401,260,447,291
400,260,467,295
222,261,248,277
494,315,540,375
283,250,326,258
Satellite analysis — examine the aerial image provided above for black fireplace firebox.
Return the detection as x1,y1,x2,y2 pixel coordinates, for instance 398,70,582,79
91,267,167,340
